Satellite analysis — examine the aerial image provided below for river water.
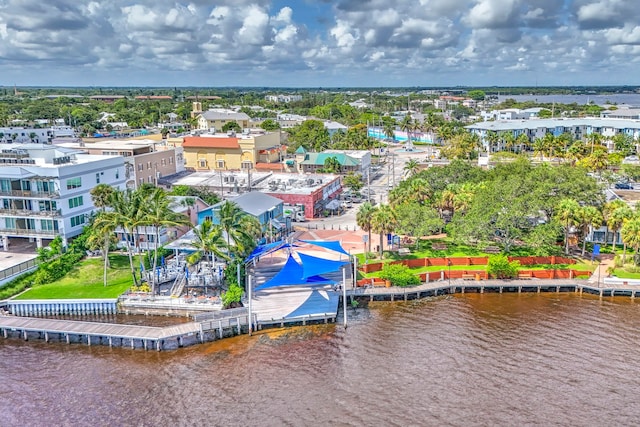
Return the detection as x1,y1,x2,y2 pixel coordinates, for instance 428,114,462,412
2,293,640,426
497,93,640,106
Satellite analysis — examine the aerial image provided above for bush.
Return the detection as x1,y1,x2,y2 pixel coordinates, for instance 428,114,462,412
487,255,520,279
222,283,244,308
378,263,420,287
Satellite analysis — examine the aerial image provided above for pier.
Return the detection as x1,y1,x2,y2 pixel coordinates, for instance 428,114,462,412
347,279,640,301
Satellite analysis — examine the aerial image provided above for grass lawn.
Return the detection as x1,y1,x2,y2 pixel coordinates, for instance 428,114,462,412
15,255,133,300
611,269,640,279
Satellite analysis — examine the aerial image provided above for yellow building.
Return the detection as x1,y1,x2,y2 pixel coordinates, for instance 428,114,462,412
182,131,284,171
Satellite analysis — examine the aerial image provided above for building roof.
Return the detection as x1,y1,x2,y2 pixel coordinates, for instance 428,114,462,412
212,192,282,218
182,136,240,149
466,118,640,132
294,146,307,154
301,152,359,166
199,110,250,121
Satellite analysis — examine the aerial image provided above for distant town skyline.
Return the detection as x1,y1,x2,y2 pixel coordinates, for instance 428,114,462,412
1,0,639,88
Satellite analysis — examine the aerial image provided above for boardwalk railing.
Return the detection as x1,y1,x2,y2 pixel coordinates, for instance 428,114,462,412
0,258,39,286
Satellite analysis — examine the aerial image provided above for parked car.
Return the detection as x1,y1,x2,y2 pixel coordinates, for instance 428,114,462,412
614,182,634,190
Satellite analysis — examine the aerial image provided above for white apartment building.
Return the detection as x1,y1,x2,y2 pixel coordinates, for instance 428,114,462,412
0,125,77,144
0,144,126,249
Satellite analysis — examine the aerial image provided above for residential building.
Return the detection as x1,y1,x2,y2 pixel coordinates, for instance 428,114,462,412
323,120,348,137
0,126,77,144
198,192,286,239
180,130,284,172
276,113,307,129
196,109,251,131
55,139,185,189
265,94,302,103
0,144,126,249
601,106,640,120
466,118,640,152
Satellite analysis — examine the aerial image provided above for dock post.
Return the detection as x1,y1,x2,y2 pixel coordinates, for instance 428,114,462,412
218,320,223,339
499,286,503,294
44,331,49,343
537,286,541,293
632,291,636,299
391,294,394,302
156,340,161,352
237,317,241,335
556,286,560,293
143,340,148,351
599,289,603,298
65,333,70,344
461,286,465,294
480,286,484,294
3,328,6,339
109,336,113,347
23,330,27,341
518,285,522,293
87,335,91,346
131,338,135,349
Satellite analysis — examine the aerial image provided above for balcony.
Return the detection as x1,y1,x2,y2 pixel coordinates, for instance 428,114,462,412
0,228,58,237
0,208,62,218
0,190,59,199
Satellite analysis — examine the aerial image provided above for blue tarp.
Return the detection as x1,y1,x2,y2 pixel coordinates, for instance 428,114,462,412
300,240,350,256
297,253,349,279
255,254,335,291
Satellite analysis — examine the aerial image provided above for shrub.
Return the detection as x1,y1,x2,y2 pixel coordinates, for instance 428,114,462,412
222,283,244,308
378,263,420,287
487,255,520,279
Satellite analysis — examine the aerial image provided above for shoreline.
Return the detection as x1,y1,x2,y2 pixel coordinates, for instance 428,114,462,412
1,278,639,351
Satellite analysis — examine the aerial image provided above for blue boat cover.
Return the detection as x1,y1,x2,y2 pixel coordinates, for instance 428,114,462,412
245,240,285,263
299,240,350,256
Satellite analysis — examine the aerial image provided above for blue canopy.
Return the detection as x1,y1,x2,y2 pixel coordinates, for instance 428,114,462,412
245,240,285,264
300,240,350,256
285,290,340,319
297,252,349,279
255,254,335,291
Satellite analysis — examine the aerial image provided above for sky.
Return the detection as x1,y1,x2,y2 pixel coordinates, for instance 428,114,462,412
0,0,639,88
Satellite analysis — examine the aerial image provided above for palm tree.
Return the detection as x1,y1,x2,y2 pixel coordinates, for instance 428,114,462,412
603,200,626,245
91,212,119,286
371,204,397,258
608,204,633,255
217,200,259,258
586,132,603,154
485,131,500,154
403,159,419,178
577,206,603,256
322,156,341,173
555,198,581,254
400,114,413,150
383,122,395,142
188,219,229,283
356,202,375,253
516,133,530,153
110,188,144,285
90,183,115,212
621,216,640,264
144,188,191,294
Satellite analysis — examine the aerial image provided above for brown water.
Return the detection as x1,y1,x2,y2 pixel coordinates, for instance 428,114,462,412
2,293,640,427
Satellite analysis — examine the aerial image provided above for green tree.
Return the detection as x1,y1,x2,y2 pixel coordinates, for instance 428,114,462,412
288,120,330,152
371,204,397,258
217,200,259,258
577,205,603,257
222,121,242,133
467,90,486,101
143,188,191,293
90,183,115,212
356,202,375,253
403,159,420,177
621,216,640,265
260,119,280,131
90,212,119,286
608,204,633,253
554,198,581,255
322,156,341,173
342,172,363,193
187,219,229,283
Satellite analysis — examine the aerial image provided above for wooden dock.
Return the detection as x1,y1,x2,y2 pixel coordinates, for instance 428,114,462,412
347,278,640,301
